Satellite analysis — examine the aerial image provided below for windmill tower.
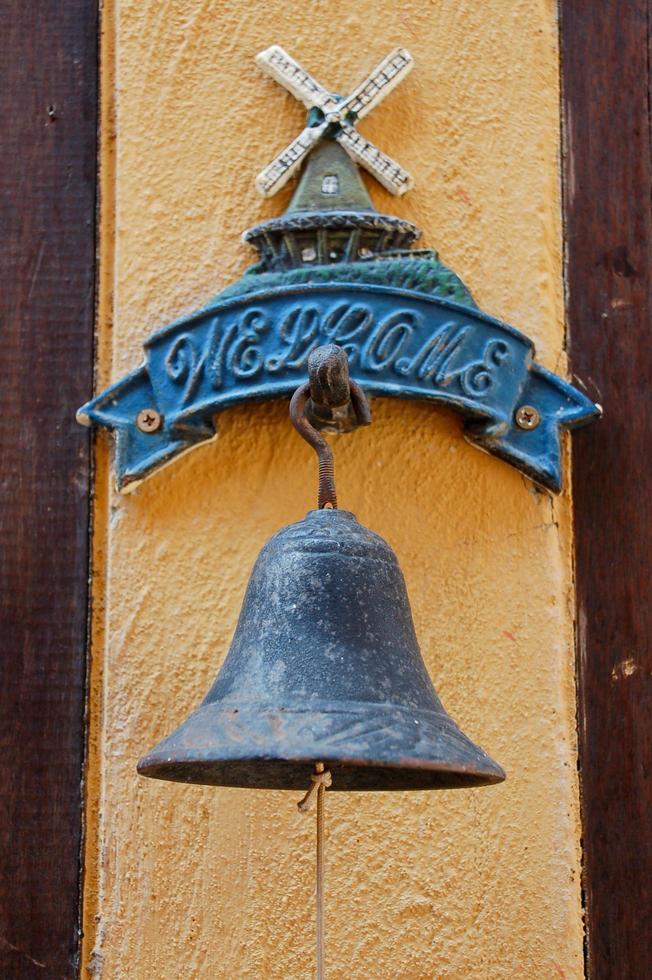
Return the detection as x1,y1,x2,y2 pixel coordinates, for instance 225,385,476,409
243,46,424,273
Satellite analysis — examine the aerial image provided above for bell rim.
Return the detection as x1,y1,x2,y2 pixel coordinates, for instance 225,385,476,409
137,755,505,792
137,699,505,791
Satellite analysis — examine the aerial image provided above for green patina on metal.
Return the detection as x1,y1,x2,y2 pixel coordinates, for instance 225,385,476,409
215,141,475,307
217,255,475,307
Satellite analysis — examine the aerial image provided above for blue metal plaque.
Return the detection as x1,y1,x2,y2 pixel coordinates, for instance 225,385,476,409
78,281,599,494
78,45,600,493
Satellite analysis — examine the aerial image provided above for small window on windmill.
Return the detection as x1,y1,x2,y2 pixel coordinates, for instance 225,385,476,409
321,174,339,195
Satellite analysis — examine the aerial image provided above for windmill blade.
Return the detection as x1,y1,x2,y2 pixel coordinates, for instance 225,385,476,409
256,46,337,112
340,48,413,122
256,123,328,197
336,124,413,196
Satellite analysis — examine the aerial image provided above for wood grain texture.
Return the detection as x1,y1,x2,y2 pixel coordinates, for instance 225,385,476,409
561,2,652,976
0,1,98,976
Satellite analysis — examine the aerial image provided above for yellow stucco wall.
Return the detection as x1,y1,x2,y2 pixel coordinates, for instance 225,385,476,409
84,1,584,976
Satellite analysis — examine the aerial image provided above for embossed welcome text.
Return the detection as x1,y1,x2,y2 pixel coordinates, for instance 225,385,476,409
161,300,512,409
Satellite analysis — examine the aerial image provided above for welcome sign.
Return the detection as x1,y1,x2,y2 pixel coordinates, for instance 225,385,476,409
78,282,600,493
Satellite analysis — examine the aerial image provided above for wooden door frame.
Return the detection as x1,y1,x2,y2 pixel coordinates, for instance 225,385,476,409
561,1,652,976
1,2,649,976
0,1,98,976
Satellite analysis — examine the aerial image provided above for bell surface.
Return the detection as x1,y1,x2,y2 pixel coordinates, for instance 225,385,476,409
138,509,505,791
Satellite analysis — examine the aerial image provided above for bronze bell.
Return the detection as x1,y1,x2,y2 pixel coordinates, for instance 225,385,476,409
138,508,504,791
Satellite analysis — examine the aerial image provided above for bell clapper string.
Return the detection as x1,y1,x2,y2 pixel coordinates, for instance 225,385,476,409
298,762,333,979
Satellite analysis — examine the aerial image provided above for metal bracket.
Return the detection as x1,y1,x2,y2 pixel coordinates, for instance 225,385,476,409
290,344,371,508
304,344,372,433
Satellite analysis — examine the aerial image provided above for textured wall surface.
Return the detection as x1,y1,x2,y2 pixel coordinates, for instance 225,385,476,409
84,1,583,976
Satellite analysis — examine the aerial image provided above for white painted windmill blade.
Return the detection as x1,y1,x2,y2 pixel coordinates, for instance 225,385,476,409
256,45,337,112
255,122,328,197
337,47,413,122
335,125,413,195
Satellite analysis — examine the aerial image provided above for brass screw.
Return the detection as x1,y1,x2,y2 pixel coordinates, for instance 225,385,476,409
515,405,541,430
136,408,162,433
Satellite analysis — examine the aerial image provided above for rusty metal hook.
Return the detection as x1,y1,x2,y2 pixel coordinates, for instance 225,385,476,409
290,344,371,509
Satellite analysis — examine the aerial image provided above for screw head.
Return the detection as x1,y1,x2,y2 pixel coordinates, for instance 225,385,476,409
136,408,162,433
515,404,541,430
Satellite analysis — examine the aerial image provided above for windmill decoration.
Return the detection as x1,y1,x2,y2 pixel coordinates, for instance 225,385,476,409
77,45,599,494
255,45,414,197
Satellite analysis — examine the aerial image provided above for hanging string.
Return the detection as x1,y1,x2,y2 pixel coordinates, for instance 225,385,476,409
298,762,332,979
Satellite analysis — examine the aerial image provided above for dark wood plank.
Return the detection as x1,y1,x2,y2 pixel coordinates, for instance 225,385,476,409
561,2,652,976
0,1,98,976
